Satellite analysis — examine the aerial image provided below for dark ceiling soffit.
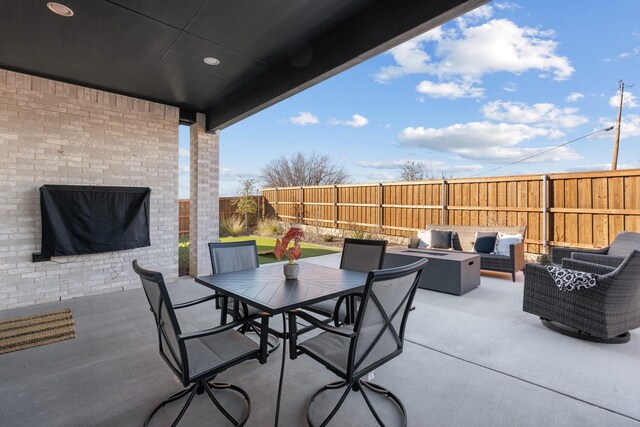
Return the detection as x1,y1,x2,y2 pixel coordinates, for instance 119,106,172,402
179,109,197,125
205,0,488,132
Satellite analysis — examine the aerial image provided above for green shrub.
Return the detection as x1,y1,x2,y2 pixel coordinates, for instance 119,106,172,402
538,253,552,265
220,216,246,237
256,218,281,237
349,228,371,240
322,234,334,242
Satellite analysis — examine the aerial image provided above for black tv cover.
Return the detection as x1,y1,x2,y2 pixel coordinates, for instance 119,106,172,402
40,185,151,257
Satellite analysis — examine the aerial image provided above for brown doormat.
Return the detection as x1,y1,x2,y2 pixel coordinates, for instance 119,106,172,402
0,308,76,355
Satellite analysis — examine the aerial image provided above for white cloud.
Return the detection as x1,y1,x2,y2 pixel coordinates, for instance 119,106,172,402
396,121,577,162
179,148,190,158
357,159,483,177
362,170,397,181
375,17,574,85
179,165,190,174
373,30,442,82
618,114,640,137
502,82,517,92
344,114,369,127
494,2,521,11
566,92,584,102
609,91,639,109
481,100,588,128
416,80,484,99
436,19,573,81
455,4,494,28
289,112,319,125
330,114,369,127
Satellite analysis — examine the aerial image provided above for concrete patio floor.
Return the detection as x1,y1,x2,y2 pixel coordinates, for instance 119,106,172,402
1,253,638,427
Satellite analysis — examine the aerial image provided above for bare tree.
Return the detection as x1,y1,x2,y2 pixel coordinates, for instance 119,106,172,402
261,152,349,187
399,161,438,181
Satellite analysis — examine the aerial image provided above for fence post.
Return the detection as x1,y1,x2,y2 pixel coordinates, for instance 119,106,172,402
377,183,383,233
542,175,548,254
441,178,448,225
333,185,338,229
299,186,304,224
274,188,278,220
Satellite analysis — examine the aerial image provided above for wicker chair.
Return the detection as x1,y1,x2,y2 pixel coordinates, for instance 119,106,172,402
551,231,640,267
523,249,640,343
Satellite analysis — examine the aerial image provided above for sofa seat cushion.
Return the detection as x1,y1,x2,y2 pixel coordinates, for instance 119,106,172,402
480,253,513,271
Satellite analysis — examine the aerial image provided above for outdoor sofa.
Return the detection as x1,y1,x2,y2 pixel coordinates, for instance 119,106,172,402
409,224,526,282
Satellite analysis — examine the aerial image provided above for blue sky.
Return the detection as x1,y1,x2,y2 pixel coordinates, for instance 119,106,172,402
179,0,640,198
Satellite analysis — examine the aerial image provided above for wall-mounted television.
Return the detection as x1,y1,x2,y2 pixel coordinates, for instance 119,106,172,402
35,185,151,261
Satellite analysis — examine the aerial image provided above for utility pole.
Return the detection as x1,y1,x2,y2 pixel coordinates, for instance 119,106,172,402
612,80,627,170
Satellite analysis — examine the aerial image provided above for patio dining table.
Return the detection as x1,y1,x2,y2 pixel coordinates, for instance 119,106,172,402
195,261,368,426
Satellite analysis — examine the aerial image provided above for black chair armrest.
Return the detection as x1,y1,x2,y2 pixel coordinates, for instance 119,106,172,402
561,258,616,275
172,293,220,309
571,253,625,268
178,311,268,341
290,309,356,338
551,246,609,264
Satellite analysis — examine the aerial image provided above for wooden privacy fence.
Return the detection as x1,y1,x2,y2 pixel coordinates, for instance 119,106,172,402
179,196,262,237
260,169,640,254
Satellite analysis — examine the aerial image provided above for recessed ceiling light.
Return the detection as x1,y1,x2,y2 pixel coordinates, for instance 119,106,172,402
204,57,220,66
47,2,74,17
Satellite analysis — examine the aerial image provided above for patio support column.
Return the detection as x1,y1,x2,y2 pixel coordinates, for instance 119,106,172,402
189,113,219,276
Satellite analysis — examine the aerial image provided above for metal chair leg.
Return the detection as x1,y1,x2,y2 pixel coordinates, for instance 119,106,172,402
306,380,353,427
204,382,252,426
306,379,408,427
144,380,252,427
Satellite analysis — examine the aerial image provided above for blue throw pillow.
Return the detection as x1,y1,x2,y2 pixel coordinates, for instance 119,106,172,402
474,232,497,254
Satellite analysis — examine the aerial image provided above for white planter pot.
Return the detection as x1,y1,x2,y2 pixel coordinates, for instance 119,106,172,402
283,263,300,280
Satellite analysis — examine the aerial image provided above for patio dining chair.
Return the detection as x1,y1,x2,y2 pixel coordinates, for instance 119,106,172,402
288,258,428,426
303,238,387,327
132,260,267,426
208,241,280,352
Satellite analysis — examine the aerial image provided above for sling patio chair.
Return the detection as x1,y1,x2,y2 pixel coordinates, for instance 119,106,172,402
132,260,268,426
208,240,280,353
523,249,640,344
288,258,428,426
303,238,387,328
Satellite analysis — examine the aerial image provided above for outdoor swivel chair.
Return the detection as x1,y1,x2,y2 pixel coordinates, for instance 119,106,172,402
288,258,428,426
551,231,640,267
524,250,640,343
132,260,267,426
304,238,387,327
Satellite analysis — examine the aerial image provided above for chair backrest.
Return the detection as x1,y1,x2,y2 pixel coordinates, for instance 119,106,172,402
606,249,640,285
132,260,184,379
340,238,387,273
609,231,640,257
208,240,259,274
348,258,428,379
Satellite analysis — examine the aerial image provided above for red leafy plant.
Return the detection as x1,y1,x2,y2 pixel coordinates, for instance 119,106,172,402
274,227,305,264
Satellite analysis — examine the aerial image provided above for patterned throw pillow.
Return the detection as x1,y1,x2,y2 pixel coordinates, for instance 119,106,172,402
546,266,598,291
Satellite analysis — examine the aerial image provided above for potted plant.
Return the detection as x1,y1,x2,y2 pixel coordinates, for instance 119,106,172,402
274,227,305,279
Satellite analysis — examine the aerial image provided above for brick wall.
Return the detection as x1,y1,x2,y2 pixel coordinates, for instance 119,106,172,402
0,69,179,310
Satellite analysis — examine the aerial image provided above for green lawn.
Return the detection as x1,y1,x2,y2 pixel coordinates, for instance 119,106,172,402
179,235,339,275
219,235,339,264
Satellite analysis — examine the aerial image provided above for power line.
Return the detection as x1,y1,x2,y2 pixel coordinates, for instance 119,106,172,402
466,126,615,178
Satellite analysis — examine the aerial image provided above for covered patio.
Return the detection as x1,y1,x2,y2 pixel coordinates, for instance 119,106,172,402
1,254,638,426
